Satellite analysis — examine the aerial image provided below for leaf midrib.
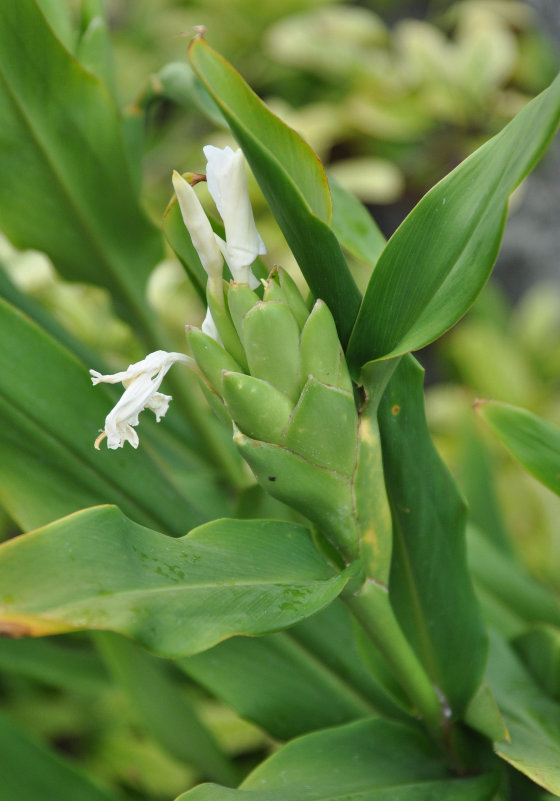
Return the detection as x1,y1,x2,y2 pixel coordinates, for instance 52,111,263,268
21,575,342,616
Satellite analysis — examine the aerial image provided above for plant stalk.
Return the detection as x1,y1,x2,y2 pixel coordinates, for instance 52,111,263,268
344,578,446,746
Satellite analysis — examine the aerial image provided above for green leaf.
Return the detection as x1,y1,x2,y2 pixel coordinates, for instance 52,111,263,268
457,419,513,553
464,681,508,743
467,526,560,634
0,506,349,656
378,356,487,714
95,632,238,786
487,632,560,795
75,0,116,97
514,625,560,701
188,37,361,347
35,0,76,52
0,636,108,693
0,297,208,534
0,711,119,801
475,400,560,496
329,176,386,268
0,0,162,331
177,718,498,800
156,61,226,128
180,601,407,741
347,73,560,370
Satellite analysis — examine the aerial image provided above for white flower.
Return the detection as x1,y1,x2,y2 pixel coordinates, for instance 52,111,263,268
201,307,222,344
90,350,193,450
204,145,266,286
172,170,223,281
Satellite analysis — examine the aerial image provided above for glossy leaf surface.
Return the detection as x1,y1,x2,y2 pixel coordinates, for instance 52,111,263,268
178,718,498,800
188,37,361,346
347,73,560,369
378,356,487,713
475,401,560,496
0,0,163,331
0,298,207,534
0,506,348,656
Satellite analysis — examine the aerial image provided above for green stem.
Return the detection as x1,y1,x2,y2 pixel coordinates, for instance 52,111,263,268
344,578,446,746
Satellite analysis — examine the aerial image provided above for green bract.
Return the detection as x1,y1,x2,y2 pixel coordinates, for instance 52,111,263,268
189,272,367,562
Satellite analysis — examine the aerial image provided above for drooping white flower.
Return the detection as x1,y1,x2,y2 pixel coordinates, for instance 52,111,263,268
204,145,266,286
90,350,193,450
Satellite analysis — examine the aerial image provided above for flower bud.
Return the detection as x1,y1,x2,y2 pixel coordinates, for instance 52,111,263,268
204,145,266,285
222,372,293,443
206,283,248,371
186,327,242,396
226,283,260,339
278,269,310,329
242,301,301,403
300,300,352,392
172,171,223,281
283,377,357,476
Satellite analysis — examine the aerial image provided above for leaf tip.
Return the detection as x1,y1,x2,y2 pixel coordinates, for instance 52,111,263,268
472,397,491,412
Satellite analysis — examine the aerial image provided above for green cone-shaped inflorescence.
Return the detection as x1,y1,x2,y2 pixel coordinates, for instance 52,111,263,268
92,147,391,578
166,147,392,579
187,268,390,575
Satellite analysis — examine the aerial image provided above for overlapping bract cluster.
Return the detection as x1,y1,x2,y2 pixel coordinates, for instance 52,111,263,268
187,271,362,560
90,146,364,562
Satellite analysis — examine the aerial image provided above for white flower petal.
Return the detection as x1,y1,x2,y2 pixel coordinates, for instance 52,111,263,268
172,171,223,279
146,392,172,422
91,350,192,449
201,307,222,344
203,145,266,278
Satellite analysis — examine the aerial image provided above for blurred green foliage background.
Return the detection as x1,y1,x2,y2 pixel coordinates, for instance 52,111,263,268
0,1,559,798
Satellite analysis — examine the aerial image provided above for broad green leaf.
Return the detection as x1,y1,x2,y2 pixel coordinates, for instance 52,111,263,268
0,0,162,331
487,632,560,795
0,297,209,534
475,400,560,496
457,419,513,553
347,73,560,370
180,601,407,741
0,506,349,656
514,625,560,701
329,177,386,268
378,356,487,713
0,636,108,693
95,632,238,786
0,711,118,801
467,526,560,634
177,718,498,801
188,37,361,346
35,0,76,52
